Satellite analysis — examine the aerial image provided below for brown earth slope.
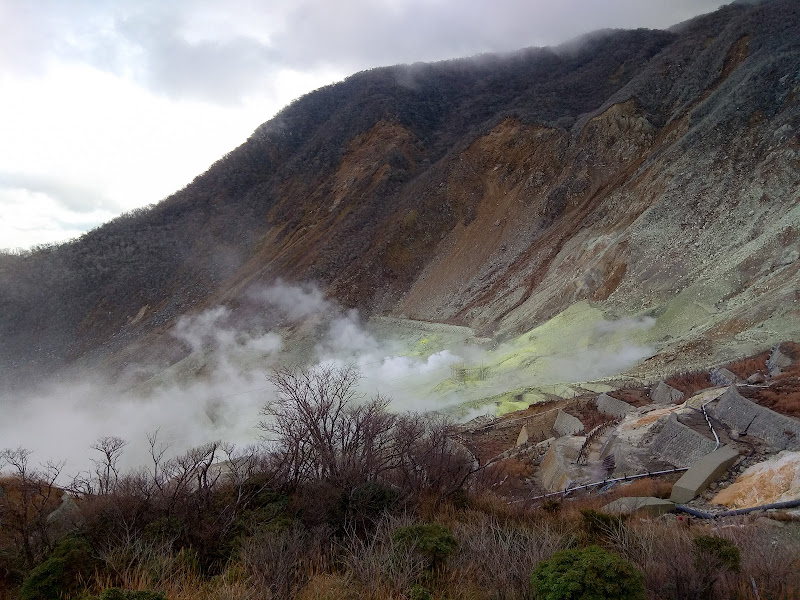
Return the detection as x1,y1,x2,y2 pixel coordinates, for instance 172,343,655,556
1,0,799,386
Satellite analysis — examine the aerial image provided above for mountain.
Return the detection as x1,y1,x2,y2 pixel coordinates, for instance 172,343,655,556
1,0,799,388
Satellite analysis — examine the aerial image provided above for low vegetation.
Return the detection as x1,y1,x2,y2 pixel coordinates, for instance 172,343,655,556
2,365,799,599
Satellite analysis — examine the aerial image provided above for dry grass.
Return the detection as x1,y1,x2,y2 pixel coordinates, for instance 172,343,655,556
740,377,800,418
665,370,713,396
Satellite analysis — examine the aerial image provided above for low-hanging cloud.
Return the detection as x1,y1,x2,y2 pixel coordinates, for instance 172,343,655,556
3,0,726,105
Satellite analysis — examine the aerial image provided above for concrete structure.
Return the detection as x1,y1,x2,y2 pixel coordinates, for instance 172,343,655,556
602,496,675,517
768,346,793,376
650,381,684,404
670,445,739,503
710,367,739,386
708,386,800,450
553,409,584,436
649,413,717,467
597,393,635,418
516,424,529,447
540,436,585,492
517,409,561,445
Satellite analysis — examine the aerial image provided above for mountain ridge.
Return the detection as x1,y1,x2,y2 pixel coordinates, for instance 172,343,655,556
1,0,799,388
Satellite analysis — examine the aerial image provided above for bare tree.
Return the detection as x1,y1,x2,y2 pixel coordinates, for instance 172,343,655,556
90,436,128,495
260,365,478,505
260,365,399,491
0,447,64,568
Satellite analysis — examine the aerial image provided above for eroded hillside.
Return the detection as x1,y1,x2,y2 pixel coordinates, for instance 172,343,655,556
1,0,799,387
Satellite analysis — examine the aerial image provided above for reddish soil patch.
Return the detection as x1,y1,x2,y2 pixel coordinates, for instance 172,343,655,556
665,370,713,397
739,377,800,419
563,396,615,432
607,388,651,407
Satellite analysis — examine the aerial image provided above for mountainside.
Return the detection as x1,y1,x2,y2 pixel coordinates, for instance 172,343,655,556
1,0,799,388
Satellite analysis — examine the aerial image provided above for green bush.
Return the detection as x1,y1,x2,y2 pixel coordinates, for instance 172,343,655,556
693,535,740,573
410,584,434,600
20,537,96,600
392,524,457,569
530,545,646,600
579,509,626,540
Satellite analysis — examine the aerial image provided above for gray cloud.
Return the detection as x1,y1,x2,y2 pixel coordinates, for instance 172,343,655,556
2,0,726,105
0,171,121,213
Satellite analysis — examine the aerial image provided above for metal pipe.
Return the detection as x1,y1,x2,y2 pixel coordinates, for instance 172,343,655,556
675,498,800,519
701,398,721,451
526,467,689,502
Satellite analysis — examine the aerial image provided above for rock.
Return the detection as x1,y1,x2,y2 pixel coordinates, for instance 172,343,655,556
47,493,83,539
597,393,635,418
714,451,800,508
650,381,685,404
710,367,738,386
602,497,675,517
747,372,766,384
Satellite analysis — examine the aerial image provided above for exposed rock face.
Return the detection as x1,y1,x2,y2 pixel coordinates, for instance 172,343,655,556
707,386,800,450
714,451,800,508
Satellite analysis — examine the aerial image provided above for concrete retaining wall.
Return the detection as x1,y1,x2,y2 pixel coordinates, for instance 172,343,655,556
540,436,584,492
708,386,800,451
602,496,675,516
649,413,717,467
597,393,635,418
516,425,529,447
670,445,740,504
554,410,584,436
650,381,684,404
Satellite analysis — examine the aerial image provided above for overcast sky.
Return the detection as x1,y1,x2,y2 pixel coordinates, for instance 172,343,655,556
0,0,725,251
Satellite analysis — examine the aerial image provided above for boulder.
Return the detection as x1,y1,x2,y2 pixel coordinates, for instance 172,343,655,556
650,381,684,404
746,372,766,384
597,393,635,418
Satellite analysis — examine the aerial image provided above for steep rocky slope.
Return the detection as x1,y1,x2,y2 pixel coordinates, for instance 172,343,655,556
1,0,798,387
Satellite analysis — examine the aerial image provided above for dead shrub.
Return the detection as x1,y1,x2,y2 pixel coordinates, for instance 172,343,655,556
339,514,426,600
445,516,576,600
240,524,332,600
